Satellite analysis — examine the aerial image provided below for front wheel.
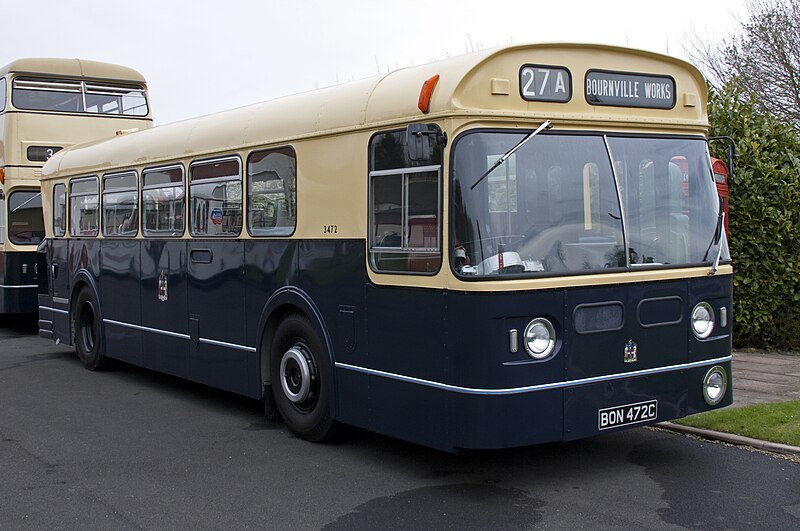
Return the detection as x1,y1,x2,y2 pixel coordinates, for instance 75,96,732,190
270,313,335,441
73,287,106,371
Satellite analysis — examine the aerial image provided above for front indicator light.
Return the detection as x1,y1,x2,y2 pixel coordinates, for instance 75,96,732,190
703,365,728,405
523,318,556,359
691,302,715,339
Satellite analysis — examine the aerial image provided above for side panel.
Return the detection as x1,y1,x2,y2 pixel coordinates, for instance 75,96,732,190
100,239,142,365
0,251,38,313
50,238,71,343
140,240,189,377
187,240,249,395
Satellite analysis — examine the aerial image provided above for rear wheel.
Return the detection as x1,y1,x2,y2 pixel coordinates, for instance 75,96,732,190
270,313,335,441
73,287,106,371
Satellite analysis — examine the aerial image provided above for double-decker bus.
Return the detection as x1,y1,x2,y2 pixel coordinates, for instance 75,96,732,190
0,58,151,314
37,43,732,451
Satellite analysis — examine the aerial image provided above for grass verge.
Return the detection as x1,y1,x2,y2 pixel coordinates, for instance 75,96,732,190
675,400,800,447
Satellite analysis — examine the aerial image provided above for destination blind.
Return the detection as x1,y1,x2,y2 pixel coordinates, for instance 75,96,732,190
585,70,675,109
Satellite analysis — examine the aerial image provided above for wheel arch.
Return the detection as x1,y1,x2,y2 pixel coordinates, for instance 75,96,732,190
69,269,102,344
256,286,337,414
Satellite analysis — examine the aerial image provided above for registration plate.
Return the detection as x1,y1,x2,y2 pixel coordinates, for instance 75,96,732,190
598,400,658,430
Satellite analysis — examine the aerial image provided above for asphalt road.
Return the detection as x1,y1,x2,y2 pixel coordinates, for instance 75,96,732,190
2,316,799,530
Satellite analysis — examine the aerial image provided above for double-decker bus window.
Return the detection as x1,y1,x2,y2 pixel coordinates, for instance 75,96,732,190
11,77,148,116
69,177,99,237
189,158,242,237
247,148,296,236
8,191,44,245
13,78,83,113
102,172,138,237
53,184,66,237
142,166,184,237
85,83,148,117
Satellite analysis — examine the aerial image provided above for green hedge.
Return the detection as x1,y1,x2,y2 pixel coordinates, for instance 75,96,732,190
708,83,800,350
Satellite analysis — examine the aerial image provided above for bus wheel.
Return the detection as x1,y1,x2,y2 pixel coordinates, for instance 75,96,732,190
270,313,335,441
73,287,106,371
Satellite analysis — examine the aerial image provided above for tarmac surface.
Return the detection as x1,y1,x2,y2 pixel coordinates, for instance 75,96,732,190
660,349,800,455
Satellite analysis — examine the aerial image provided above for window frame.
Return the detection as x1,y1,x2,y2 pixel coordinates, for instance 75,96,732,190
53,183,67,237
246,146,297,237
141,164,186,238
368,164,442,275
188,156,243,238
101,170,139,237
0,76,6,112
11,76,148,116
69,176,100,238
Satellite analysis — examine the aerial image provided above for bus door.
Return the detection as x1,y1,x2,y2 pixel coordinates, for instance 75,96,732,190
186,159,248,395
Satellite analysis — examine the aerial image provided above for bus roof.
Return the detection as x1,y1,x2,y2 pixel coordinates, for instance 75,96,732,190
0,57,146,84
42,42,708,180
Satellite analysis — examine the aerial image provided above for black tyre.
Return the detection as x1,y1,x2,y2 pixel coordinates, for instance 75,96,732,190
73,287,106,371
270,313,335,441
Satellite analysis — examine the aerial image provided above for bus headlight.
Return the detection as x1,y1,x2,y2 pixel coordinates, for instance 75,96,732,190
523,318,556,359
691,302,715,339
703,365,728,405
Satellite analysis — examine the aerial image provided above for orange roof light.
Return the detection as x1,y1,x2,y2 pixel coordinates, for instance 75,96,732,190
418,74,440,114
0,168,4,184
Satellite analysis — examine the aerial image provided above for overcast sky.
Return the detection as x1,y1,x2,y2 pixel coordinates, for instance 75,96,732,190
2,0,747,125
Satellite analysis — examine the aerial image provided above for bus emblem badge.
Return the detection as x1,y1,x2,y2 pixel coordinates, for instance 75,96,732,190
158,271,169,302
624,339,638,363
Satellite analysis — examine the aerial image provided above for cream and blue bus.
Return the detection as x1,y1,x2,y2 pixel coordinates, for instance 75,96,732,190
37,44,732,451
0,58,151,314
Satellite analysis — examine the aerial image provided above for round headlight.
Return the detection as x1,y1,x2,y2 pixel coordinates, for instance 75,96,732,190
691,302,715,339
523,318,556,359
703,365,728,405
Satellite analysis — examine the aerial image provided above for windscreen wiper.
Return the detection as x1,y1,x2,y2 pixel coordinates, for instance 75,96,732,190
10,192,41,213
469,120,552,191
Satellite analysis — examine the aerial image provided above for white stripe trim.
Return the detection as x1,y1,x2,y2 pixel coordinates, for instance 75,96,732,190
39,305,68,315
103,318,190,340
198,337,257,353
335,356,733,396
103,318,256,352
0,284,37,289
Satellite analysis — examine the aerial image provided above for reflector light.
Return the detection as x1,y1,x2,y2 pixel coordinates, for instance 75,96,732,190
418,74,440,114
0,168,4,184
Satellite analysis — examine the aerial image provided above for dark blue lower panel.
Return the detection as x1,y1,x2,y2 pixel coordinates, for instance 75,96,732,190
1,252,39,314
336,360,732,451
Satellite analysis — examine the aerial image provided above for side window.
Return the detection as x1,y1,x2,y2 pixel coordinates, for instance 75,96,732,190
69,177,99,237
189,157,242,237
85,83,148,117
0,77,6,112
0,192,5,243
102,171,138,237
8,190,44,245
247,147,296,236
142,166,185,237
369,130,442,274
53,184,66,237
13,77,83,112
